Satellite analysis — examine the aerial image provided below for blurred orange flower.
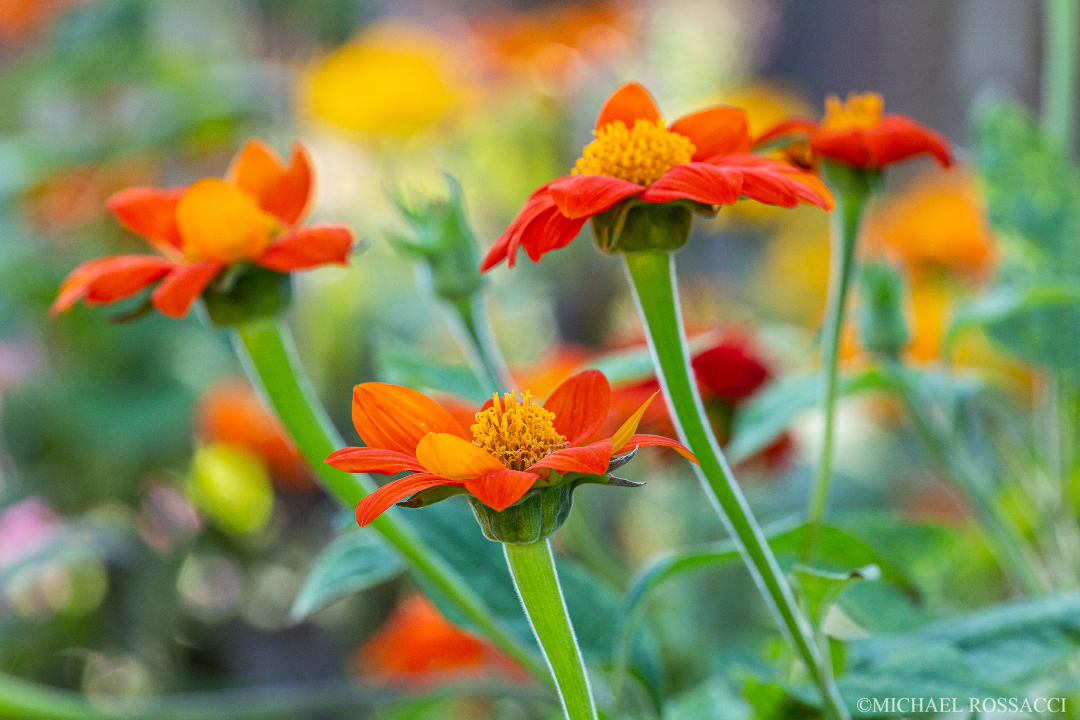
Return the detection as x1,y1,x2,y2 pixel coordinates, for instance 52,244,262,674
0,0,83,41
866,171,995,279
51,140,353,319
195,379,314,491
757,92,953,170
354,594,523,684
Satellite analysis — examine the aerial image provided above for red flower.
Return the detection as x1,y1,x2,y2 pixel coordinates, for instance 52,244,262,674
481,82,833,270
50,140,354,319
325,369,696,527
755,92,954,170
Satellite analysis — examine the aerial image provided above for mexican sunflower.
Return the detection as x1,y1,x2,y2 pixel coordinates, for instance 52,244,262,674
50,140,354,319
326,369,696,526
480,81,833,270
755,92,954,170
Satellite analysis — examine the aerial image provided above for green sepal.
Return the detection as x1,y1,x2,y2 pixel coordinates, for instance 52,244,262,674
590,199,709,254
469,480,575,545
397,483,470,509
820,160,881,197
202,263,292,327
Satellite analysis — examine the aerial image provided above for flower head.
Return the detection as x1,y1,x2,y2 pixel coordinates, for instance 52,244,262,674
50,140,354,320
326,369,696,528
481,82,833,270
755,92,954,171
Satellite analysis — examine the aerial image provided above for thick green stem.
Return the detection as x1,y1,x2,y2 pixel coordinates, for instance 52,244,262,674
622,251,849,720
444,292,515,396
806,166,871,555
1042,0,1078,150
504,541,597,720
231,317,546,682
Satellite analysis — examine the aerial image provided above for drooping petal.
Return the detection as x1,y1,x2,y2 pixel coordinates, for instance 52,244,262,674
415,432,505,480
595,81,663,130
621,433,698,465
354,473,458,527
480,183,558,271
752,117,818,149
326,447,426,474
547,175,642,220
150,261,221,318
709,155,833,210
50,255,174,317
809,128,873,168
107,186,185,251
520,205,587,263
610,391,659,451
528,441,612,475
543,369,611,445
863,115,954,168
464,468,540,512
257,224,354,272
351,383,469,455
227,140,313,225
176,178,277,264
639,162,742,206
668,106,752,161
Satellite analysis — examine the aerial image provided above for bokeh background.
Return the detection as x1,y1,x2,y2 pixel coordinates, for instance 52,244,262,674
0,1,1073,718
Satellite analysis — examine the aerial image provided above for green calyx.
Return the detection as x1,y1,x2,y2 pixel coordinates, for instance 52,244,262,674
202,263,292,327
857,261,910,360
821,160,880,197
590,199,715,255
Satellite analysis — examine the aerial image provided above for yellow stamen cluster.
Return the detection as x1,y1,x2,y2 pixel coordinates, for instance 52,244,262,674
573,119,695,186
471,391,567,471
822,92,884,131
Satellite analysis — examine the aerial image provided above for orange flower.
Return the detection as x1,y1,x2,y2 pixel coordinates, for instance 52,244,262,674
50,140,354,319
756,92,954,170
354,594,523,684
326,369,696,526
481,82,832,270
195,379,315,491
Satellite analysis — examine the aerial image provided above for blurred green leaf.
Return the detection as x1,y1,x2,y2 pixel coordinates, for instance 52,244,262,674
373,344,486,404
663,677,752,720
793,564,881,625
291,530,405,620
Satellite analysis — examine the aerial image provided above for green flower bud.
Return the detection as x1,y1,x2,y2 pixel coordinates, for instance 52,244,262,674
857,261,910,359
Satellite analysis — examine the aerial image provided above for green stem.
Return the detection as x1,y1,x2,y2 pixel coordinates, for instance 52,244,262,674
806,165,871,557
231,317,546,682
1042,0,1078,150
504,541,597,720
622,251,849,720
443,292,515,395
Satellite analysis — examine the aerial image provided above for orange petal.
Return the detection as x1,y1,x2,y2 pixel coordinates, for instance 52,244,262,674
50,255,173,317
464,469,540,512
150,261,221,318
354,474,456,527
176,178,277,264
610,391,659,451
621,433,698,465
256,224,354,272
543,369,611,445
351,383,469,455
107,186,185,251
227,140,313,225
595,82,663,131
415,433,504,480
528,441,612,475
668,106,752,161
326,447,426,474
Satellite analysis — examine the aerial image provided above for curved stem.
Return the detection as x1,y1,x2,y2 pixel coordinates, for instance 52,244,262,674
231,317,546,682
504,541,597,720
806,166,871,556
443,292,515,396
622,251,849,720
1042,0,1078,151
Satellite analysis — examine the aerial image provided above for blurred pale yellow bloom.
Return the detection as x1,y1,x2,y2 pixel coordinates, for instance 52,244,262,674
303,24,465,137
753,209,831,325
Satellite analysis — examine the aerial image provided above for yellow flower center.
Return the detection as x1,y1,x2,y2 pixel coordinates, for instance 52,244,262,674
821,92,884,131
471,392,567,471
573,119,695,186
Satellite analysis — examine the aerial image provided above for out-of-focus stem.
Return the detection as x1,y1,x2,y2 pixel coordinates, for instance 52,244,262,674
622,251,850,720
443,291,515,396
1042,0,1078,150
504,540,597,720
231,317,545,682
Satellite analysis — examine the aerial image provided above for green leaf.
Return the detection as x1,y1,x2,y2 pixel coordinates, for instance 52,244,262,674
291,530,405,620
373,343,486,404
793,563,881,625
727,368,899,465
663,677,752,720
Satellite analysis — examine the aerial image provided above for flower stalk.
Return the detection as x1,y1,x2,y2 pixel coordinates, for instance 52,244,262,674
443,290,515,395
622,250,849,720
231,316,547,682
805,163,873,556
504,540,597,720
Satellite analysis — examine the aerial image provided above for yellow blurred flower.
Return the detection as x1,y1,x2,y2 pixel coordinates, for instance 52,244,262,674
188,443,274,536
866,169,996,279
302,24,465,137
752,209,831,326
